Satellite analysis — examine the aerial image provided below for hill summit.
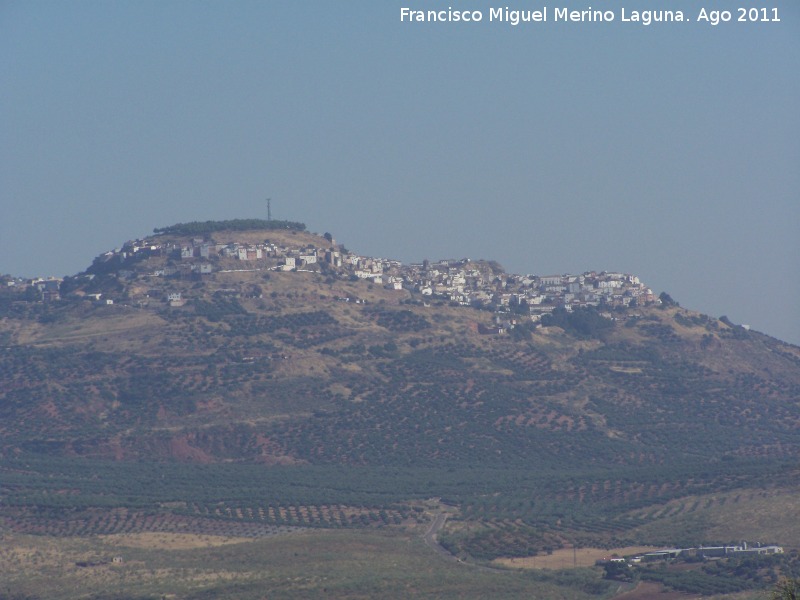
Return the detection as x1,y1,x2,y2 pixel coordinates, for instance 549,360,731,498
38,218,661,318
1,219,797,463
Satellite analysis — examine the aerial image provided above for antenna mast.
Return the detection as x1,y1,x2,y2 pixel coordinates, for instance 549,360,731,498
267,198,272,221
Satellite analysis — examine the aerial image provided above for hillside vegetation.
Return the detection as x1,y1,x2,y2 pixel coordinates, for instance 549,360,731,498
1,223,798,598
153,218,306,236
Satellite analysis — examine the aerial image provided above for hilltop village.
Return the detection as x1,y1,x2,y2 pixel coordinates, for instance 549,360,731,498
3,228,661,320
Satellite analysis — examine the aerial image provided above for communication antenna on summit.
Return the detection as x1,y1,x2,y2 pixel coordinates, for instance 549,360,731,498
267,198,272,221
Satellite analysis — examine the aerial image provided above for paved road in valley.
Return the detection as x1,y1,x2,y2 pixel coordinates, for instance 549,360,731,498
423,512,457,562
422,511,509,573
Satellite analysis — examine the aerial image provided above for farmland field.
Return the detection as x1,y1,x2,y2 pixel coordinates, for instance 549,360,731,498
494,546,656,569
0,528,608,600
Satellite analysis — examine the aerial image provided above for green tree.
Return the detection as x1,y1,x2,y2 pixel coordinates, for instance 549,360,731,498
659,291,678,307
772,578,800,600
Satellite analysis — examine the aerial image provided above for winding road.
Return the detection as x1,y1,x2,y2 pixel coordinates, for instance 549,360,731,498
423,512,457,562
422,511,509,573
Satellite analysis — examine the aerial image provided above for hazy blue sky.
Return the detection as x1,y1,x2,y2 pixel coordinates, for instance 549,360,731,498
2,1,798,344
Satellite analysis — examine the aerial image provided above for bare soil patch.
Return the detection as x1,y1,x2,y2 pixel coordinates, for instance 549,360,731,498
494,546,656,569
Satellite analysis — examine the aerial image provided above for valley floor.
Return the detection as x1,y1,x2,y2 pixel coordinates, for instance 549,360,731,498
2,520,794,600
0,527,605,600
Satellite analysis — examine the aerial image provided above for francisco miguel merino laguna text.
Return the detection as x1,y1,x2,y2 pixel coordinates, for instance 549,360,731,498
399,7,686,26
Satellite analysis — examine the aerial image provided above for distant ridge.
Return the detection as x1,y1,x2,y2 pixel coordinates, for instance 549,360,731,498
153,218,306,236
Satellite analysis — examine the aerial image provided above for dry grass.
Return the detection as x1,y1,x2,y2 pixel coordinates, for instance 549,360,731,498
0,529,597,600
98,532,253,550
624,485,800,546
701,487,800,544
207,229,326,248
19,310,164,347
494,546,657,570
608,365,643,374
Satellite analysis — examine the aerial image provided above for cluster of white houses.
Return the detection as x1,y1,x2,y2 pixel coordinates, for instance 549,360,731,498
9,234,660,319
399,259,659,319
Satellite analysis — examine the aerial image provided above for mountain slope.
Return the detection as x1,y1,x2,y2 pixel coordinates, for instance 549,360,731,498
1,223,798,567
